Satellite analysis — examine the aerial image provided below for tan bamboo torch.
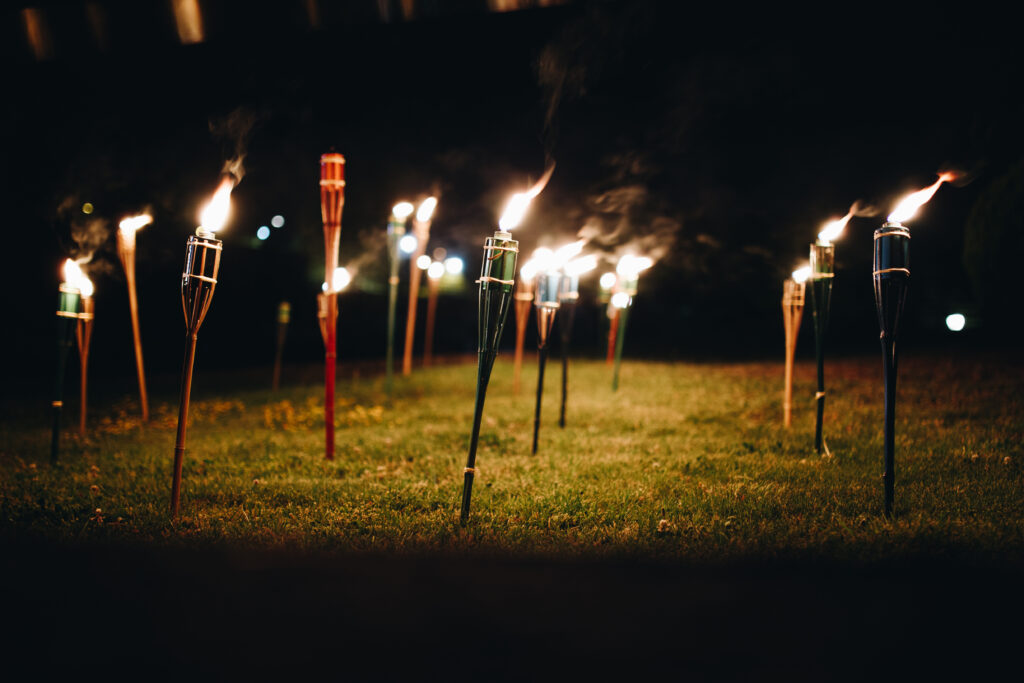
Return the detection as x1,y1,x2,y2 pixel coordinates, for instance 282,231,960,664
423,260,445,366
117,213,153,421
512,258,538,394
402,197,438,375
782,265,810,428
271,301,290,391
319,153,346,461
74,270,96,435
170,176,233,518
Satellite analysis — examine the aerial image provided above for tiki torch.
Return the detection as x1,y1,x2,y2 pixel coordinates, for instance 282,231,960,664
170,176,232,518
512,258,537,395
117,213,153,421
531,267,561,454
558,253,597,428
402,197,437,376
808,210,852,454
874,173,954,517
75,272,95,436
52,260,83,463
320,153,346,461
460,167,553,524
271,301,290,391
611,255,652,391
600,271,617,365
386,202,414,397
423,260,445,366
782,265,810,428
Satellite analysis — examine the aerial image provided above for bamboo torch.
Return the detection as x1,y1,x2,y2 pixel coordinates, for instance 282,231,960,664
319,153,346,461
558,253,597,428
782,265,809,427
386,202,414,397
402,197,437,376
52,260,83,463
512,259,537,395
75,272,95,435
874,173,954,517
117,213,153,421
460,167,552,524
531,267,561,454
271,301,290,391
423,260,445,366
170,176,232,518
611,255,652,391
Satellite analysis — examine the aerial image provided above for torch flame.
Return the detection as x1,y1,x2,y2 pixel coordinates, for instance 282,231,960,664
792,265,812,284
198,177,235,233
818,210,853,244
498,164,555,232
553,239,586,268
520,259,538,282
119,213,153,235
887,172,956,224
564,254,598,277
416,196,438,223
326,267,351,293
531,246,556,273
392,202,414,220
616,254,654,278
62,259,94,296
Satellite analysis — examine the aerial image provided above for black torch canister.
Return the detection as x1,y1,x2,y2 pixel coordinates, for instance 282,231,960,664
808,241,834,455
873,222,910,517
531,270,561,454
459,229,518,524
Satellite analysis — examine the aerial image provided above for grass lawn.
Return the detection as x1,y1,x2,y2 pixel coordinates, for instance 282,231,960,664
3,353,1022,564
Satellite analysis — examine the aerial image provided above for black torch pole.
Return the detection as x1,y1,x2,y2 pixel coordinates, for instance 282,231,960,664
558,301,576,428
808,243,834,455
460,232,518,525
873,222,909,517
532,346,548,454
52,285,81,463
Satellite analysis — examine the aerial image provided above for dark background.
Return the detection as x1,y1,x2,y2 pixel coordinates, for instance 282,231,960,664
3,1,1023,396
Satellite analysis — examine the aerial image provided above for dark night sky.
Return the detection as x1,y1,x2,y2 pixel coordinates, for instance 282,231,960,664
3,1,1023,396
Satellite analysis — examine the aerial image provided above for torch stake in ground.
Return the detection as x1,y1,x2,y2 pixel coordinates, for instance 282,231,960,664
386,203,412,397
170,178,230,518
52,262,82,463
75,286,95,435
117,214,153,422
781,269,807,428
271,301,290,391
320,153,346,460
512,262,536,395
402,197,437,376
558,300,576,428
808,243,834,453
460,231,518,524
531,271,560,454
873,222,909,517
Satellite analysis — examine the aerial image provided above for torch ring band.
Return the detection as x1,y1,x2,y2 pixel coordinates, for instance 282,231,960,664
484,245,519,253
464,467,476,474
872,268,910,276
56,311,79,318
476,276,515,286
184,273,218,284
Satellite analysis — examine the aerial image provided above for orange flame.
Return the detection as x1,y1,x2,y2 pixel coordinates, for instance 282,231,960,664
818,209,854,244
199,177,234,233
119,213,153,235
888,173,956,223
498,164,556,232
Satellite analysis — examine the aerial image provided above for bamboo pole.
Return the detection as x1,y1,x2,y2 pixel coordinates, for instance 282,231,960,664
781,279,805,428
76,297,95,435
117,229,149,422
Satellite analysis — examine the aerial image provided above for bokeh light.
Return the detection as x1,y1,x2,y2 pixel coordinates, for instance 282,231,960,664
416,254,431,270
945,313,966,332
444,257,464,275
257,226,270,240
271,215,285,228
399,234,418,254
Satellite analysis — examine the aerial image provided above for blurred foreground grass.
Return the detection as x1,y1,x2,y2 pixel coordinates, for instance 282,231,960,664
2,354,1022,564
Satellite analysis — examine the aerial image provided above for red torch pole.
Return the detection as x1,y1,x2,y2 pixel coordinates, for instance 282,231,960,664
320,153,346,461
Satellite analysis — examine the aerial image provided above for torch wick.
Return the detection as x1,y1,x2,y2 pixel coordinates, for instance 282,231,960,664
196,226,214,239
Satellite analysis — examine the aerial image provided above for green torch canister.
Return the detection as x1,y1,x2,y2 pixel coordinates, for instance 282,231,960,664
873,221,910,517
52,273,81,463
459,229,518,524
531,270,561,454
808,240,835,455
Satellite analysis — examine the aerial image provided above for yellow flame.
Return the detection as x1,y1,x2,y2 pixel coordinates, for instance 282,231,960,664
416,196,438,223
119,213,153,235
498,164,555,232
616,254,654,278
392,202,414,220
818,210,853,244
564,254,598,277
792,265,812,284
199,177,234,233
888,173,956,223
62,259,93,296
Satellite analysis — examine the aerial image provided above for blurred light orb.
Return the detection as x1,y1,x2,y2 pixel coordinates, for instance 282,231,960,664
611,292,631,309
444,257,464,275
427,261,445,280
599,272,617,290
271,215,285,228
433,247,447,261
257,226,270,240
399,234,418,254
82,202,94,215
416,254,431,270
945,313,966,332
